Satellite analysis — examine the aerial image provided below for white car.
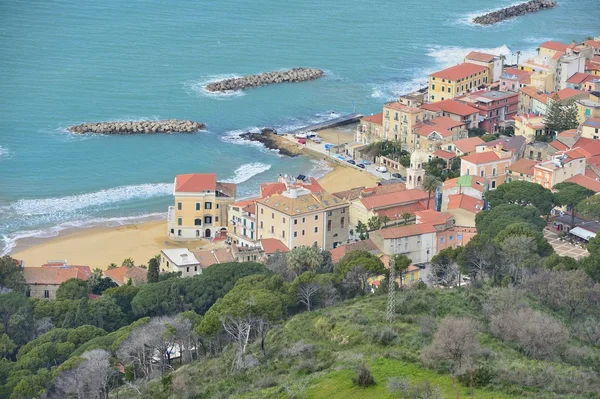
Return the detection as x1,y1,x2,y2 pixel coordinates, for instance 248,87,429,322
312,137,322,143
294,133,308,139
376,166,388,173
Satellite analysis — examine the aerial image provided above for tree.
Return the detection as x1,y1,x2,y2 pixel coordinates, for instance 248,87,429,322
393,254,412,288
367,215,382,231
485,181,554,215
421,317,480,399
356,221,369,240
588,233,600,256
562,98,580,131
107,263,117,270
286,246,323,278
554,182,594,227
293,272,320,311
87,269,118,295
577,194,600,220
423,174,442,209
380,215,390,228
498,235,538,283
122,258,135,268
147,255,160,283
543,94,564,135
429,248,460,287
494,222,554,257
56,278,89,300
458,235,497,282
475,204,545,240
103,285,139,321
334,250,385,294
0,334,16,360
402,212,411,225
0,256,26,293
0,292,34,345
266,250,293,281
424,158,447,180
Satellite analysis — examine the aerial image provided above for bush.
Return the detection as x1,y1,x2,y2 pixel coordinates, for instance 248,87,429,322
352,364,375,387
419,315,437,336
374,327,397,346
458,366,496,388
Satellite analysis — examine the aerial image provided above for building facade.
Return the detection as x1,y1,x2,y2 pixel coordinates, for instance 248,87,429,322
428,63,489,103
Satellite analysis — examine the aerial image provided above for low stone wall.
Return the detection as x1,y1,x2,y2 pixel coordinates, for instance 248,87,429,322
205,68,324,92
472,0,557,25
68,120,205,134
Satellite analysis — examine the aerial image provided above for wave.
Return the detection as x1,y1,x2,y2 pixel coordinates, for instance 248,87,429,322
2,182,173,217
222,163,272,184
184,74,246,99
0,145,9,160
308,159,334,180
0,212,166,257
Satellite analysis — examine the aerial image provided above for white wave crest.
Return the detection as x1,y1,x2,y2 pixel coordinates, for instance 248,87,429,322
426,44,512,68
4,183,174,216
222,163,271,184
184,74,246,99
0,213,166,257
0,145,9,160
308,159,334,180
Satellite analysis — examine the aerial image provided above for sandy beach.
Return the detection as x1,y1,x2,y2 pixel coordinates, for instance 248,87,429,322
10,153,378,269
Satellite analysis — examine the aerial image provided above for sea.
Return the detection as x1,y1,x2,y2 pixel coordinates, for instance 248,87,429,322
1,0,598,255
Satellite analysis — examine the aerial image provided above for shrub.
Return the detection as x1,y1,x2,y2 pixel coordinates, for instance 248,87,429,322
352,364,375,387
388,377,440,398
419,315,437,336
374,327,397,346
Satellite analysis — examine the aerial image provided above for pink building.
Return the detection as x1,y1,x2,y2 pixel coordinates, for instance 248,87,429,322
456,90,519,133
500,68,532,92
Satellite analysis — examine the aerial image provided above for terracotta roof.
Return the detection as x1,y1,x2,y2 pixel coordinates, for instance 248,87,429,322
447,194,485,214
414,210,453,225
360,189,429,210
520,86,551,104
443,175,487,192
584,40,600,49
567,72,594,85
175,173,217,193
333,183,406,202
565,174,600,193
191,249,220,268
586,59,600,71
384,102,422,114
242,203,256,214
540,41,569,53
454,137,485,154
415,116,464,138
41,263,92,279
422,99,480,116
465,51,496,63
23,267,83,285
508,158,537,175
573,137,600,155
380,223,437,239
233,197,259,208
430,63,488,81
461,151,501,164
552,51,565,61
501,68,532,84
212,248,235,263
433,149,456,160
260,177,323,198
362,113,383,125
583,117,600,127
217,182,237,197
260,238,289,254
104,266,147,285
257,189,346,216
550,140,569,151
329,239,381,263
332,186,366,201
553,88,588,102
375,202,429,221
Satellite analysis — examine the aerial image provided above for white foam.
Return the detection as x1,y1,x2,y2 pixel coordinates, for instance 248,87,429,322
426,44,512,68
308,159,334,180
222,163,272,184
0,213,166,257
3,183,174,216
0,145,9,160
184,74,246,99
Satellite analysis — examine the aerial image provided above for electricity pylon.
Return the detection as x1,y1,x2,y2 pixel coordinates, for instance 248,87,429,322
386,255,396,323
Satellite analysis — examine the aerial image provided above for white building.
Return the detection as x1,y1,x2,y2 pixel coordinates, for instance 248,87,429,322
160,248,201,278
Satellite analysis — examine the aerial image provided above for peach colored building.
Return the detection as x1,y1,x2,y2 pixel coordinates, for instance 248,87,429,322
460,148,513,190
449,137,485,156
421,99,480,130
506,158,538,183
412,116,468,155
532,149,587,189
500,68,532,92
23,266,89,300
357,112,384,145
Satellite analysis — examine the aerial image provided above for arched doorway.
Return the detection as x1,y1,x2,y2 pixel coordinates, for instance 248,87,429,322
205,228,211,238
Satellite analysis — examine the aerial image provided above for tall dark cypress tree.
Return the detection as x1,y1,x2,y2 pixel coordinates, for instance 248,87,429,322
147,255,160,283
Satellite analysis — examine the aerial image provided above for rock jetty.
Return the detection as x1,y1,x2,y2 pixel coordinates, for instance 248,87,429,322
68,120,205,134
239,128,299,157
472,0,556,25
205,68,324,92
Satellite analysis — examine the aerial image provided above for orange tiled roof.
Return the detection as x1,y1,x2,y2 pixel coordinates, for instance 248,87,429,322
175,173,217,193
361,182,407,195
447,194,485,214
380,223,437,239
583,117,600,127
508,158,537,175
233,197,259,208
430,63,488,81
414,210,453,225
566,72,594,85
540,41,569,53
586,59,600,72
415,116,464,138
104,266,147,285
41,263,92,279
553,88,589,102
502,68,532,84
384,102,422,114
362,113,383,125
433,149,456,160
423,99,480,116
329,239,381,263
550,140,569,151
260,177,323,198
520,86,551,104
360,189,429,210
454,137,485,154
23,267,83,286
442,175,487,192
465,51,496,63
260,238,289,254
584,40,600,49
565,174,600,193
461,151,501,164
375,202,429,221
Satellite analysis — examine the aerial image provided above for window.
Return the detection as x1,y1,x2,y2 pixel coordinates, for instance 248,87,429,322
282,230,285,238
492,168,497,177
294,219,298,225
302,217,306,223
457,233,462,240
448,87,451,93
44,290,49,298
195,266,198,272
480,170,484,177
215,216,219,222
261,208,263,215
327,211,332,216
314,227,318,233
204,216,212,224
431,95,434,100
315,215,319,221
302,230,305,236
327,220,332,232
260,221,263,228
341,217,345,228
432,84,436,90
216,204,219,209
205,202,212,209
187,267,190,273
177,202,182,210
449,235,453,241
194,218,201,226
294,231,298,237
26,290,30,297
272,213,274,219
177,217,182,226
441,86,445,92
341,208,345,213
271,226,274,233
440,237,444,243
196,203,201,211
491,180,496,189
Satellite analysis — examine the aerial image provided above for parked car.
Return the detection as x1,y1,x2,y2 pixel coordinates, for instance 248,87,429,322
306,131,318,138
297,138,306,144
334,154,345,160
346,159,356,165
391,172,402,178
312,137,322,143
362,160,371,165
294,133,308,139
324,143,334,150
357,163,366,169
376,166,388,173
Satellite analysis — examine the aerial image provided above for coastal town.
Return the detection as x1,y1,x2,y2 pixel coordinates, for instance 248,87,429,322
3,32,600,399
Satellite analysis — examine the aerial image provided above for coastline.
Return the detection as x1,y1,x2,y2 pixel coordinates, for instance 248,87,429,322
9,132,378,269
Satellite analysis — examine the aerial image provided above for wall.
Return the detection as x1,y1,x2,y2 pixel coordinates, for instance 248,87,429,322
27,284,59,300
167,192,233,240
383,232,435,264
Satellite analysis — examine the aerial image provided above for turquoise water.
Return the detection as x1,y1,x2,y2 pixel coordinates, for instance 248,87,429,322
1,0,598,254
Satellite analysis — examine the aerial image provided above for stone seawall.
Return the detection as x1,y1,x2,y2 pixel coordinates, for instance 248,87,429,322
205,68,324,92
472,0,557,25
239,128,301,157
68,120,205,134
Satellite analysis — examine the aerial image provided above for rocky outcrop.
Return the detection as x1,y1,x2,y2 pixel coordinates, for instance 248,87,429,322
205,68,324,92
239,128,299,157
472,0,556,25
68,120,205,134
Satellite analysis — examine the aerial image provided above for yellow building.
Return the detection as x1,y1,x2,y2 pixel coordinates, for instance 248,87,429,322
537,41,569,59
255,185,349,250
577,98,600,124
581,117,600,140
464,51,503,82
530,70,555,92
167,173,236,240
513,113,546,142
382,101,423,143
428,63,489,103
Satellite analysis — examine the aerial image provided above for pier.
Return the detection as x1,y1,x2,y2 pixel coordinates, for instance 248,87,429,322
286,113,364,135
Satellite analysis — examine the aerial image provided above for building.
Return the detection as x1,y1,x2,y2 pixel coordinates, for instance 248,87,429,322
382,101,424,143
255,184,349,250
583,39,600,56
405,151,427,190
455,90,519,133
167,173,236,240
513,113,547,142
421,99,480,130
538,41,570,58
357,113,384,145
412,116,468,154
524,141,556,162
460,147,513,189
519,86,551,115
554,53,587,91
259,238,290,258
441,175,487,211
428,63,489,103
500,68,532,92
351,188,431,227
446,194,485,227
577,98,600,123
329,239,382,264
566,72,597,90
229,198,259,247
23,266,89,299
532,149,587,189
581,117,600,140
586,56,600,76
160,248,202,277
104,266,147,286
464,51,503,82
450,137,485,156
565,174,600,193
506,158,538,183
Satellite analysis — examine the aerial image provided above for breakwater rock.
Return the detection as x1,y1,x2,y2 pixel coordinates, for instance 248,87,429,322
68,120,205,134
239,128,300,157
205,68,324,92
472,0,556,25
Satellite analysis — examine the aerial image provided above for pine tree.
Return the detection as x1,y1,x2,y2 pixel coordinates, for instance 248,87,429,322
562,99,579,132
147,255,160,283
543,94,563,135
